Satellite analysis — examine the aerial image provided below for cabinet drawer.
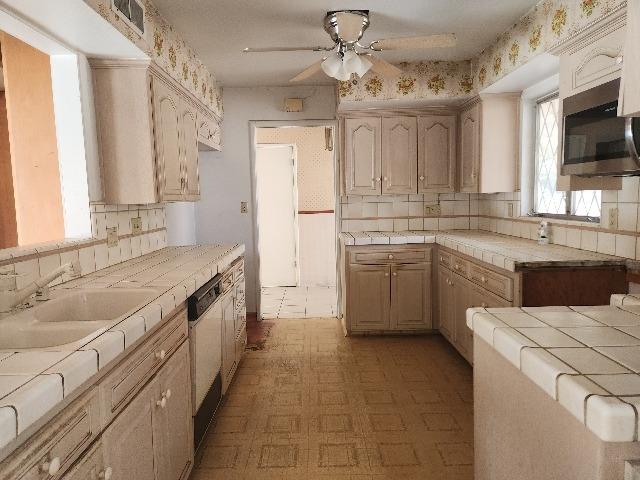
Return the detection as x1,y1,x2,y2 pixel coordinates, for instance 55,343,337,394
350,249,431,264
1,390,100,480
438,251,452,269
61,440,105,480
469,264,513,301
233,261,244,282
451,255,469,277
99,309,188,425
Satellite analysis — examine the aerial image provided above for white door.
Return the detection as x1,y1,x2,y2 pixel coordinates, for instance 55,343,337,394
256,144,299,287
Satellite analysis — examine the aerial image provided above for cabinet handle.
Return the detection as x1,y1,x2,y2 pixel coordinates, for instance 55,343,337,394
388,254,394,259
617,55,624,65
99,467,113,480
157,396,167,409
375,177,381,182
165,389,172,399
155,350,166,360
419,175,425,181
41,456,61,475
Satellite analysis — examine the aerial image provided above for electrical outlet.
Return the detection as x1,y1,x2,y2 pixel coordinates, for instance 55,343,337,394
608,207,619,230
131,217,142,235
507,203,514,217
240,201,248,214
107,227,118,248
424,204,441,216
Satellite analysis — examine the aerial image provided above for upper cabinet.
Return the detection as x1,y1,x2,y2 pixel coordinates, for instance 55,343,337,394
418,115,456,194
342,113,456,196
344,117,382,195
459,95,520,194
381,116,417,194
619,1,640,117
91,59,221,204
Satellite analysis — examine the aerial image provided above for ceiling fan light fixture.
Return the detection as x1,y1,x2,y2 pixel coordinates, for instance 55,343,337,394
321,54,343,77
334,63,352,81
354,54,372,77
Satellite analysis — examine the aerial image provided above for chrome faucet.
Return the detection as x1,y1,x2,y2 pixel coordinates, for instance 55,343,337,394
0,261,81,313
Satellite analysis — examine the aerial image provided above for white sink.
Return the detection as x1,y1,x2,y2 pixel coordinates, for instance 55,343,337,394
0,289,158,350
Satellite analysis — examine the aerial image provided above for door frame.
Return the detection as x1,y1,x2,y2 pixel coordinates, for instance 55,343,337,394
255,142,300,287
249,120,340,317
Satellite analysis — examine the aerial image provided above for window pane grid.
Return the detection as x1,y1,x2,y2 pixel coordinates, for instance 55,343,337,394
533,96,600,220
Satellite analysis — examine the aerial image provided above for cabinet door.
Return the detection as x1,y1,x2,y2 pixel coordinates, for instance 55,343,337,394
152,77,184,200
437,268,455,341
101,377,157,480
391,263,432,330
180,98,200,199
620,2,640,116
221,292,236,391
382,116,417,194
348,264,390,330
153,343,193,480
344,117,382,195
418,115,456,193
459,104,480,193
453,278,473,362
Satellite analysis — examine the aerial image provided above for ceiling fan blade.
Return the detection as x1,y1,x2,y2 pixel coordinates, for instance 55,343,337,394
366,55,402,77
243,46,333,53
371,33,457,51
289,60,324,82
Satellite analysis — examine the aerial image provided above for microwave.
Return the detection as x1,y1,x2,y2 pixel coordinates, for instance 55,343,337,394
561,78,640,177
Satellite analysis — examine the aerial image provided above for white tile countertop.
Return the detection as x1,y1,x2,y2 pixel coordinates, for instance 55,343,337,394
466,302,640,442
339,230,625,271
0,244,243,454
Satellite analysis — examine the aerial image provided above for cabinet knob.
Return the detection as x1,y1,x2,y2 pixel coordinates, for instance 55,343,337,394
41,457,61,475
375,177,381,182
392,272,397,276
481,276,487,283
99,467,113,480
388,254,394,259
617,55,624,64
383,176,388,182
481,303,488,308
165,389,172,399
156,350,166,360
384,272,389,277
419,175,425,181
157,396,167,409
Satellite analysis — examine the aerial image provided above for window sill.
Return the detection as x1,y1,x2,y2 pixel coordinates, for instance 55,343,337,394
517,214,602,228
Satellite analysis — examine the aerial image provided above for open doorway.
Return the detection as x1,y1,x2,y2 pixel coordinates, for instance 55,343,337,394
253,124,337,319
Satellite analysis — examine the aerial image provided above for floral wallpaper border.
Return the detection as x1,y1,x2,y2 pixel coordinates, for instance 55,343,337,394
339,0,626,103
84,0,223,118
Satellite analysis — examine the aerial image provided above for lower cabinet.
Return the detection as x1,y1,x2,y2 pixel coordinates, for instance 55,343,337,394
438,258,510,363
344,246,433,333
222,261,247,393
101,341,192,480
221,291,236,392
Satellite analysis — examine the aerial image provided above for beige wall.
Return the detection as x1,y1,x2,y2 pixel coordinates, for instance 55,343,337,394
256,126,335,212
1,32,65,246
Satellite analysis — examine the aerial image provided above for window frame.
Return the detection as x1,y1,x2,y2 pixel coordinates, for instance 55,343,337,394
530,92,601,223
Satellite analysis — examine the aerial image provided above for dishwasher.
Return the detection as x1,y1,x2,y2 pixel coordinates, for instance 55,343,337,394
188,273,224,452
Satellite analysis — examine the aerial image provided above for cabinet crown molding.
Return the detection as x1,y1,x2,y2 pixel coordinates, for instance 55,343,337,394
549,2,627,57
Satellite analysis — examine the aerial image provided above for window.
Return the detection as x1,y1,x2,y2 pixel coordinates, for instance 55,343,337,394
533,95,601,220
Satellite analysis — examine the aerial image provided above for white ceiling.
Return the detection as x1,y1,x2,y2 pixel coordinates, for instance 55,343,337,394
152,0,539,87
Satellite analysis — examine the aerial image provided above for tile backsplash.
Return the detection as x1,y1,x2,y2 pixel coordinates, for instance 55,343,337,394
340,193,478,232
478,177,640,261
0,203,167,291
339,176,640,262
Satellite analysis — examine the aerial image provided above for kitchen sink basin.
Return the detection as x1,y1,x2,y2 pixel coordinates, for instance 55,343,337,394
0,288,158,350
33,289,157,323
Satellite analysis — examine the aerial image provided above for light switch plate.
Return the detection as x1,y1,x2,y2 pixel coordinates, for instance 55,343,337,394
608,207,619,230
240,202,248,214
131,217,142,235
424,204,441,216
107,227,118,248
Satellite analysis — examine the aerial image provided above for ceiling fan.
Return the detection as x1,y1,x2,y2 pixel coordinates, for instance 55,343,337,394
242,10,457,82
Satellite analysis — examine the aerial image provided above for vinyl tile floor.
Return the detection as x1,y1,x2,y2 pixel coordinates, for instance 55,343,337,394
191,318,474,480
260,286,337,319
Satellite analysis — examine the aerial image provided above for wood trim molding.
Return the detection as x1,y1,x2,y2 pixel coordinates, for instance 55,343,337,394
337,105,459,118
298,210,335,214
